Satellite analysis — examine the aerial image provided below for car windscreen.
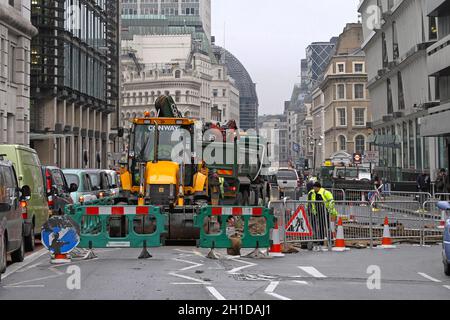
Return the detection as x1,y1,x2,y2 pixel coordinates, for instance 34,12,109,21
276,171,297,180
89,173,101,188
65,174,79,189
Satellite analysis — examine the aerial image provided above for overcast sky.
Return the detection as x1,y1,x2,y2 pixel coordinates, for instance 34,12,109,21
211,0,360,115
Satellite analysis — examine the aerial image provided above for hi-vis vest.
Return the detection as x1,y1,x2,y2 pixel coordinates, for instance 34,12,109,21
308,188,338,217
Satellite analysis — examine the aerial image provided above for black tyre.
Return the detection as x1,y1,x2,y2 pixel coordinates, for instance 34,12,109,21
445,260,450,277
0,236,7,274
11,237,25,263
24,224,35,252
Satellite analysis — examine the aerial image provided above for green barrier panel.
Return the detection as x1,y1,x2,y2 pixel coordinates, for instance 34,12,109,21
194,206,274,249
65,204,167,249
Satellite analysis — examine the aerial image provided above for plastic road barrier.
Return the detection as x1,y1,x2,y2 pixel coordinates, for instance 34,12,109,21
194,206,274,251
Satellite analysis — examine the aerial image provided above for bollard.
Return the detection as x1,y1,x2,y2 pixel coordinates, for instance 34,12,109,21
138,240,152,259
245,241,268,259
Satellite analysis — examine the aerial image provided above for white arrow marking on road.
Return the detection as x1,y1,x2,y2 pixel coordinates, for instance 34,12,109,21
2,248,48,280
174,248,204,257
206,286,226,300
418,272,442,283
298,266,327,278
264,281,291,300
227,258,257,274
174,258,204,271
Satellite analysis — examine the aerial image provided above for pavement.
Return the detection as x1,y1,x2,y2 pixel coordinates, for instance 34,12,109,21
1,244,449,300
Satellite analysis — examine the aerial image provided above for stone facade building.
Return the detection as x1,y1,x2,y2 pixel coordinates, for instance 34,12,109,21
0,0,37,145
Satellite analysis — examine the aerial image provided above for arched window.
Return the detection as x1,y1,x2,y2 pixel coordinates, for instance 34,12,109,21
338,135,347,151
175,70,181,79
355,135,366,154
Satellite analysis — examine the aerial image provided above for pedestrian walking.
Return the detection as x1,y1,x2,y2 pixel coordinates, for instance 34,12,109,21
307,182,338,249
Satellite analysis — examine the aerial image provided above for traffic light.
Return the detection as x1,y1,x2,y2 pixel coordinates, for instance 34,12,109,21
304,159,309,170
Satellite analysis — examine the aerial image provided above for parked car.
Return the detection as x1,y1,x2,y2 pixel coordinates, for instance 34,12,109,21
42,166,76,216
276,168,301,199
0,156,32,282
83,169,113,199
438,201,450,276
105,170,121,197
0,145,49,251
62,170,98,205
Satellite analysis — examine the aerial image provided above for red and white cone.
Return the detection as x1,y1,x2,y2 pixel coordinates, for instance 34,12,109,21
269,222,285,257
332,217,349,252
379,217,396,249
51,253,71,264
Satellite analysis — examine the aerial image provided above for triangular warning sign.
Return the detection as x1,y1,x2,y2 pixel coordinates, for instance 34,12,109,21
286,205,313,237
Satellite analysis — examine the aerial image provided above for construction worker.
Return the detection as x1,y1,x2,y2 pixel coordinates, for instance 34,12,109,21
308,182,338,248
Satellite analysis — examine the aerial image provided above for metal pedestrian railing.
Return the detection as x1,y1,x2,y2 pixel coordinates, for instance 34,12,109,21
268,199,444,248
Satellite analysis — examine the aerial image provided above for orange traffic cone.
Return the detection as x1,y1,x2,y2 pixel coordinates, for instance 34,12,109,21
269,221,285,257
332,217,349,252
438,209,446,229
51,253,71,264
380,217,396,249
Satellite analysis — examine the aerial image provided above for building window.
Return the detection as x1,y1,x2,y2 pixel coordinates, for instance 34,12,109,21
336,84,345,100
353,108,366,126
338,135,347,151
222,89,226,97
398,72,405,110
175,70,181,79
354,84,365,99
387,78,394,114
337,108,347,127
354,63,364,73
336,63,345,74
355,135,365,154
213,89,218,97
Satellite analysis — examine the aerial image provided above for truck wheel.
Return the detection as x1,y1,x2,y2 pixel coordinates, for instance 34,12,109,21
0,236,7,274
11,236,25,263
445,260,450,276
24,224,35,252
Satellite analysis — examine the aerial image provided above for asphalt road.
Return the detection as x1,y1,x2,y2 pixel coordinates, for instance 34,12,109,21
1,245,449,300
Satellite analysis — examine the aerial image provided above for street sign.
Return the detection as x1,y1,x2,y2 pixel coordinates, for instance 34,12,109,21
364,151,380,164
353,153,363,165
41,216,80,255
286,206,312,237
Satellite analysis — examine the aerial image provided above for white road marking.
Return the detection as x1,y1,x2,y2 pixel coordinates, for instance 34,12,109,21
169,272,208,284
443,285,450,290
227,258,257,274
206,286,226,300
174,248,204,257
298,266,327,278
2,248,48,280
5,274,61,287
293,280,309,285
264,281,291,301
418,272,442,283
174,258,204,271
3,285,45,288
16,262,42,273
171,282,205,285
